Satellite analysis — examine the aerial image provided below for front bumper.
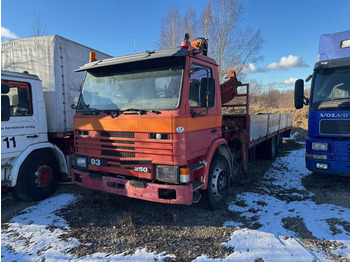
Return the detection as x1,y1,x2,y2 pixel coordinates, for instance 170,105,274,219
305,157,350,176
72,168,194,204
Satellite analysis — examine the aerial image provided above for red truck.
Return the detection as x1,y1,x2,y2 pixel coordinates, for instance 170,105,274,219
72,36,292,210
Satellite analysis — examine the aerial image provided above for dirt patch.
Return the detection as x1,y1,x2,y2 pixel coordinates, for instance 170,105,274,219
301,239,349,262
282,217,314,239
303,173,350,209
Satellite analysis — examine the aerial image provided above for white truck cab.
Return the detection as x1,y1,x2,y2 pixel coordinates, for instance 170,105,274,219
1,35,112,201
1,70,67,201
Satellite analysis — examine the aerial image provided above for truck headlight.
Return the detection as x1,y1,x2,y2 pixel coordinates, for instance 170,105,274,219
312,142,328,151
155,165,179,184
75,155,88,168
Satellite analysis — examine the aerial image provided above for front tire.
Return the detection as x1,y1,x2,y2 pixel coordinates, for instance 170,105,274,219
15,150,59,201
203,155,230,210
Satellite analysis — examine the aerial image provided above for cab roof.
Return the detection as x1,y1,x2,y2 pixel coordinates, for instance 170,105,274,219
75,47,218,72
75,47,189,72
1,70,41,81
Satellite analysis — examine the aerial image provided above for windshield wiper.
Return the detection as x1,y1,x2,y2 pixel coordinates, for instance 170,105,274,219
83,106,100,115
339,101,350,109
121,108,161,115
77,96,101,115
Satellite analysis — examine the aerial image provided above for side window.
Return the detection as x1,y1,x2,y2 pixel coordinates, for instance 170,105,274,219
189,64,215,108
1,80,33,117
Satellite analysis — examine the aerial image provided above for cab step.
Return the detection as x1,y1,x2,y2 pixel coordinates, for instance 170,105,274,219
192,190,202,204
192,181,204,191
192,181,204,204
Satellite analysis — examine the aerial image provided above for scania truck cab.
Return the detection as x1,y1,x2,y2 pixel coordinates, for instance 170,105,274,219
72,36,292,209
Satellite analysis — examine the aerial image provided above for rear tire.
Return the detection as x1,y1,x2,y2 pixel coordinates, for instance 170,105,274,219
203,155,230,210
15,150,59,201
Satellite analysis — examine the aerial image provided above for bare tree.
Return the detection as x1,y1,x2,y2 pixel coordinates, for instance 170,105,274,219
182,6,197,41
199,4,213,39
30,7,48,37
200,0,263,81
158,5,182,49
158,0,263,82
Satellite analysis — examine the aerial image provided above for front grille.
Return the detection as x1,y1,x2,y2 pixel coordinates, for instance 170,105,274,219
320,120,350,135
100,133,136,158
75,129,172,170
101,139,134,144
100,132,135,158
101,150,135,158
101,131,135,138
101,144,135,150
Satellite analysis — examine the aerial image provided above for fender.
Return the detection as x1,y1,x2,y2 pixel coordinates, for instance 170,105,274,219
200,138,232,190
7,142,68,187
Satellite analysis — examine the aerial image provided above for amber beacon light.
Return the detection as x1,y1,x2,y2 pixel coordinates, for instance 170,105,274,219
89,52,97,62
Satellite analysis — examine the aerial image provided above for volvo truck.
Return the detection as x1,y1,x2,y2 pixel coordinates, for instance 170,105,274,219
295,30,350,176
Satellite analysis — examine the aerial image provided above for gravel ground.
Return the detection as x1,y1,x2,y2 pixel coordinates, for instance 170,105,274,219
2,138,350,261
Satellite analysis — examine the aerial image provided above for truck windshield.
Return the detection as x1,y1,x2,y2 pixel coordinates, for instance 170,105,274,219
311,67,350,110
77,58,184,112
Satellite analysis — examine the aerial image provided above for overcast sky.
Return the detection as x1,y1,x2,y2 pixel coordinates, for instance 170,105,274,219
2,0,350,90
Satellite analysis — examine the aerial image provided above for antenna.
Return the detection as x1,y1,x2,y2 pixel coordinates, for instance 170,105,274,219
134,37,136,53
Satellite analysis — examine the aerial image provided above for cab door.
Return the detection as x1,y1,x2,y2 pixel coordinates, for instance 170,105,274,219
1,79,40,161
185,62,221,159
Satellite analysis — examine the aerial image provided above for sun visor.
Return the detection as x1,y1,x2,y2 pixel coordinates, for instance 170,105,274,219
75,48,189,72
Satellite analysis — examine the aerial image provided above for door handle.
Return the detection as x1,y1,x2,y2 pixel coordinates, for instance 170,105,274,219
27,135,38,138
211,129,217,133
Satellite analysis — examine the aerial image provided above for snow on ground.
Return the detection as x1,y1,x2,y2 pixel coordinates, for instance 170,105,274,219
195,229,316,262
263,146,313,193
220,143,350,261
1,194,174,261
2,144,350,261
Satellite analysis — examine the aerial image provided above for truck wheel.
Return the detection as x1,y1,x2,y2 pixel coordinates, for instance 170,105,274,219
266,135,277,160
203,155,230,210
15,151,59,201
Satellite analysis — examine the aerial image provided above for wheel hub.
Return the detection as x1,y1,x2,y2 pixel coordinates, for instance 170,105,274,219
211,167,228,199
35,165,53,189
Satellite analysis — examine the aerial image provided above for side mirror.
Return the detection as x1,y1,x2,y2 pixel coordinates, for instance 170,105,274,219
200,78,215,107
1,95,10,121
294,79,305,109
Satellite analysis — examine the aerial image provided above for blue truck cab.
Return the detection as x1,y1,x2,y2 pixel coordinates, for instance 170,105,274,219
295,30,350,176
